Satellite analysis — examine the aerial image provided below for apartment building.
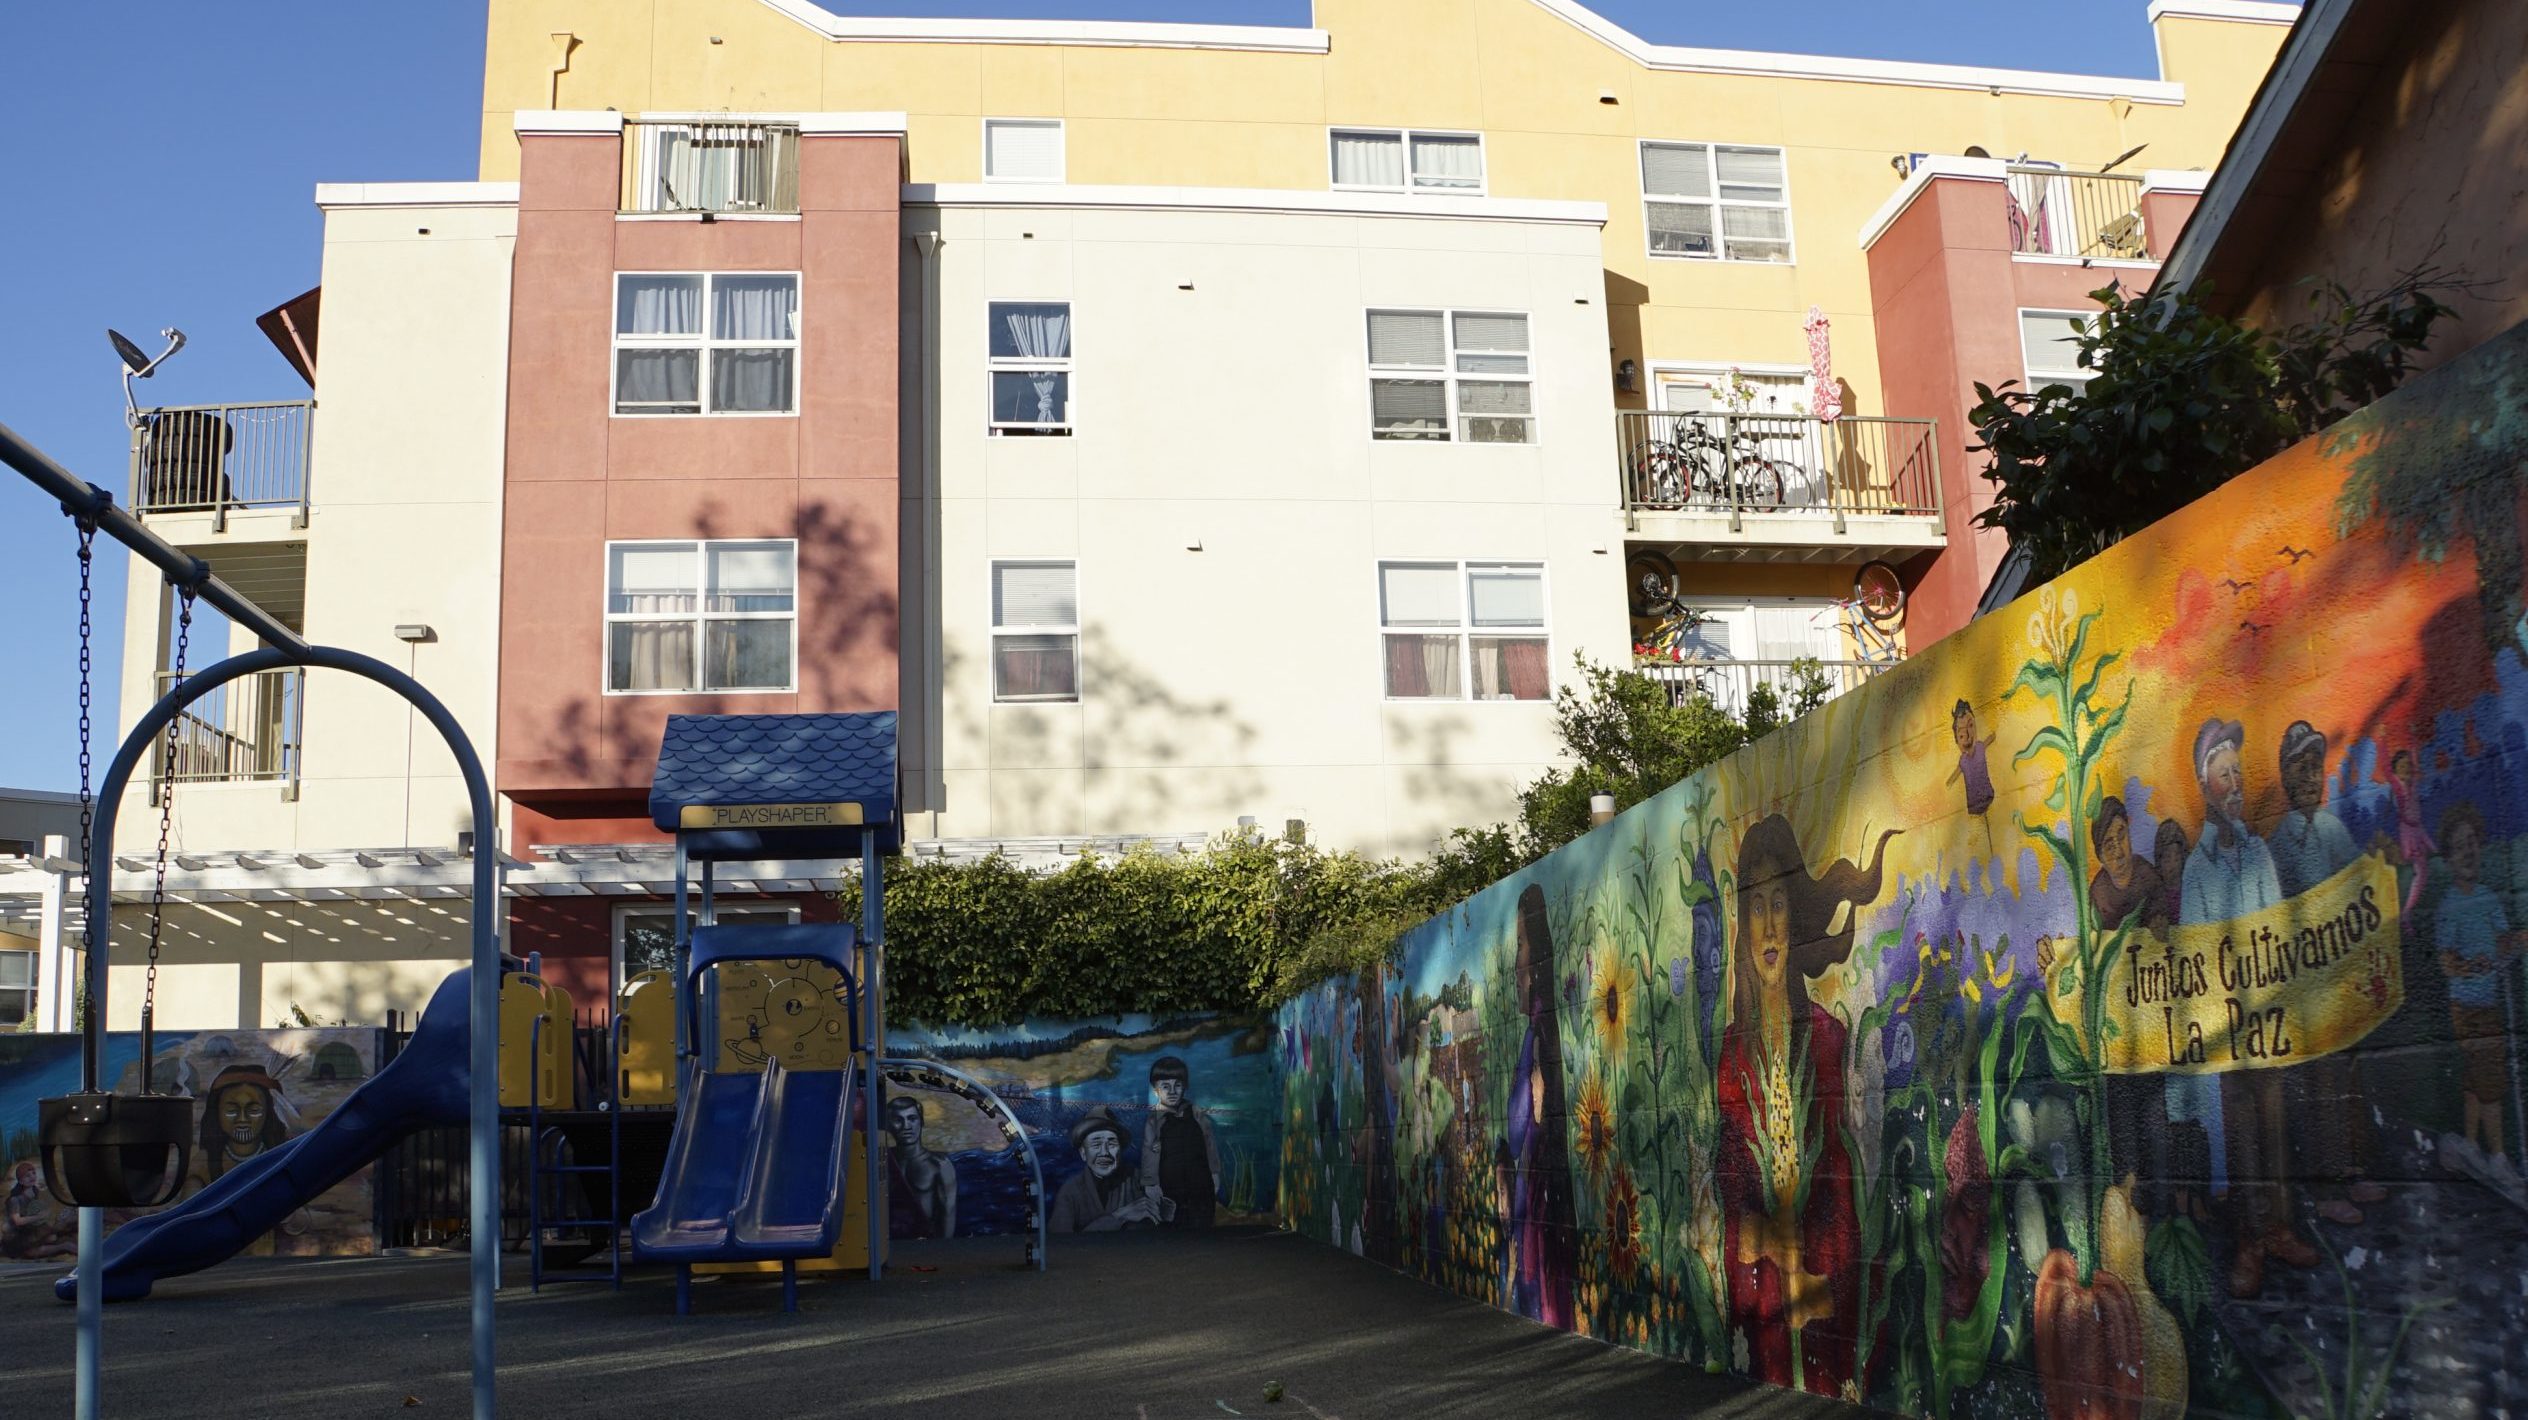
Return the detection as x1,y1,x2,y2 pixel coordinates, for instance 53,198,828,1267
1,0,2293,1028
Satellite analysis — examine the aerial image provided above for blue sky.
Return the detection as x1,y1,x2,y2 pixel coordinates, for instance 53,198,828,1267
0,1,2194,792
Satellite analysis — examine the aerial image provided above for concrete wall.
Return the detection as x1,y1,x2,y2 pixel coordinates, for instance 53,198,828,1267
495,121,902,822
902,192,1630,854
1280,317,2528,1415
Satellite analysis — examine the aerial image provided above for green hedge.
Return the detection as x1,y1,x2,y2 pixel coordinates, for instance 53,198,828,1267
829,829,1502,1026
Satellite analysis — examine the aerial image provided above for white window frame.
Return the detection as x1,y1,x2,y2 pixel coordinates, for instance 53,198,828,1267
611,901,801,990
2019,308,2098,396
982,117,1066,183
0,947,33,1027
1327,127,1488,196
610,271,802,417
600,538,800,697
1366,309,1535,444
986,300,1076,436
990,559,1081,705
1375,559,1552,703
1638,140,1796,265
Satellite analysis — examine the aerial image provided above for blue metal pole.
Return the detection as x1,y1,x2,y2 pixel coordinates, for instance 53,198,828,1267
69,646,502,1420
672,839,689,1063
861,831,883,1281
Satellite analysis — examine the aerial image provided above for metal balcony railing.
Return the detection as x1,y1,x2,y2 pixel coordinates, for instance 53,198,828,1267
1635,658,1887,714
621,120,800,214
128,401,313,528
2006,166,2150,260
152,668,302,795
1618,411,1940,529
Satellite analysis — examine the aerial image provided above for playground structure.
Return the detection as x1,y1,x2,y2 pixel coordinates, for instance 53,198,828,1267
3,411,1044,1413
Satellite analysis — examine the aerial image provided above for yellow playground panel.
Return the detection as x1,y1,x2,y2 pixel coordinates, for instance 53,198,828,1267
498,970,576,1109
615,970,677,1107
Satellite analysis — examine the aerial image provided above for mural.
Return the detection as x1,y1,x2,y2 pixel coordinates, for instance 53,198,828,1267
887,1015,1280,1240
0,1028,383,1260
1280,320,2528,1418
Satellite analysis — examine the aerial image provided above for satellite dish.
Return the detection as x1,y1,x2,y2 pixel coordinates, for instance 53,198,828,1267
109,328,152,375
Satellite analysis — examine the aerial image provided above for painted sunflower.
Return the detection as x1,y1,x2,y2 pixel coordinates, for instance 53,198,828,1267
1574,1068,1618,1183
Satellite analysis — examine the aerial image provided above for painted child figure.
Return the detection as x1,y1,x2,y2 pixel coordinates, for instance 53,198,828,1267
1945,700,1998,855
1139,1055,1221,1228
2435,803,2523,1169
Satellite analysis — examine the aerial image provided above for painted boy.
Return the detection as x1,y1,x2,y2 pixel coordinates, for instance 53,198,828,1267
1945,699,1997,853
2436,802,2522,1163
1139,1055,1221,1228
884,1095,958,1240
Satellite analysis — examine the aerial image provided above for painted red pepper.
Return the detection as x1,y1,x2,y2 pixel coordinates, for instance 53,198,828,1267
2033,1247,2146,1420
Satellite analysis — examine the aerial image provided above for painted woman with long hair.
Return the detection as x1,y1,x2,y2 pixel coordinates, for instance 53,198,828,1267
1501,884,1579,1329
198,1065,292,1182
1715,815,1895,1394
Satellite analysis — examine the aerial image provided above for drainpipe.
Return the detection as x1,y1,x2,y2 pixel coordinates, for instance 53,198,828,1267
912,231,944,837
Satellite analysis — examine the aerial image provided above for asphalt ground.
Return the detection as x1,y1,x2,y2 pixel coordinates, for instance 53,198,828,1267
2,1229,1875,1419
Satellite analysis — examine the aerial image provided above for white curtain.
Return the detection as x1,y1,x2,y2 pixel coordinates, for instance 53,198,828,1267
619,275,702,336
610,623,693,692
1001,307,1071,423
1332,131,1405,187
1410,135,1482,189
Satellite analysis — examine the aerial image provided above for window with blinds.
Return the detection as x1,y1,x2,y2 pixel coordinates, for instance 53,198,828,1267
991,560,1080,702
1329,128,1485,193
1379,560,1550,701
1367,309,1533,443
2019,308,2097,396
983,119,1065,183
1640,141,1793,263
604,539,797,694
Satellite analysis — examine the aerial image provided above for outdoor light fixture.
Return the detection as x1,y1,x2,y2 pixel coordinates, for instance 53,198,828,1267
394,623,434,643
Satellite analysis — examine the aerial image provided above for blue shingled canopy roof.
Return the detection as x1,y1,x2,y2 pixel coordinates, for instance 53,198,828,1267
649,712,897,855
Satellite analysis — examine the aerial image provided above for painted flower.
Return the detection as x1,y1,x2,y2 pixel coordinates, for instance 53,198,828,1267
1574,1069,1618,1184
1605,1165,1643,1283
1669,956,1687,999
1592,948,1630,1052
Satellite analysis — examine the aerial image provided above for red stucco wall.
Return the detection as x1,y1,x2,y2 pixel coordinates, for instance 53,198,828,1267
495,129,902,810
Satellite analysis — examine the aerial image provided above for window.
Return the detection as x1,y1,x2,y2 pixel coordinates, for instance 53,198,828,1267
991,561,1079,703
983,119,1065,182
605,540,797,694
614,903,798,984
1379,561,1550,701
0,949,32,1027
988,302,1073,435
2020,309,2097,396
1367,310,1533,444
614,273,799,415
628,121,799,214
1329,129,1485,193
1640,141,1793,263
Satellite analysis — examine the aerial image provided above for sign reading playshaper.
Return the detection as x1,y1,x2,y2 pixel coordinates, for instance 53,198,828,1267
677,802,865,831
2101,853,2403,1074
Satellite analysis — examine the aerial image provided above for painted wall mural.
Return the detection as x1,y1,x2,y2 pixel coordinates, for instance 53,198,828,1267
885,1014,1280,1240
1280,320,2528,1419
0,1027,383,1261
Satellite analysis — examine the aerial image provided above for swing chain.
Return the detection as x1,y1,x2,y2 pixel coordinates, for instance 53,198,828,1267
73,520,96,1028
140,586,196,1084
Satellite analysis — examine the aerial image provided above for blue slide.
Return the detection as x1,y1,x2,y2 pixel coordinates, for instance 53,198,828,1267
631,920,863,1271
630,1058,854,1264
54,969,478,1303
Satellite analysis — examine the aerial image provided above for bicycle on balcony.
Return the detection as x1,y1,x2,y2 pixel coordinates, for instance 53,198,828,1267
1625,415,1797,511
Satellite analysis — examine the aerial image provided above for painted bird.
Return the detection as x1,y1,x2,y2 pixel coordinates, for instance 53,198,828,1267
2240,620,2269,636
2278,545,2314,563
2220,577,2254,594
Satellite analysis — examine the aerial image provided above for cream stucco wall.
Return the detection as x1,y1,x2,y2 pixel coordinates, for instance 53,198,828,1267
478,0,2289,419
900,192,1629,856
101,193,513,1027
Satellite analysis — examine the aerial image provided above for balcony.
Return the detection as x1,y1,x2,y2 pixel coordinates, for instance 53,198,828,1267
152,668,303,797
129,400,313,528
1635,658,1887,716
2006,167,2149,261
621,120,800,215
1617,410,1943,560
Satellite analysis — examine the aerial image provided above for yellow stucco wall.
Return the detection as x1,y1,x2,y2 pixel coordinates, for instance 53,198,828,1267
477,0,2288,417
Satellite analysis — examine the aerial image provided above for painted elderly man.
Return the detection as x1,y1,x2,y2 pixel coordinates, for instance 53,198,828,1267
2178,717,2316,1297
2265,720,2389,1227
1049,1111,1162,1233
